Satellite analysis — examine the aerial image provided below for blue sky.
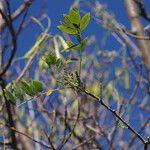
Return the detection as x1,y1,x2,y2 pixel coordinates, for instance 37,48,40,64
12,0,150,56
15,0,128,55
13,0,150,57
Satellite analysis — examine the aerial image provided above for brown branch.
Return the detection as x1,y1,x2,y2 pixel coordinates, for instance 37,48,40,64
122,28,150,40
16,51,37,82
0,78,18,149
83,89,145,143
0,8,17,76
65,78,148,148
72,135,95,150
0,0,4,68
11,0,32,21
135,0,150,21
129,118,150,148
58,104,68,147
44,130,56,150
6,125,52,149
57,102,80,150
125,0,150,81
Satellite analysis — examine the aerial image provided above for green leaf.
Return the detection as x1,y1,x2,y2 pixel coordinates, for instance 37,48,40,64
63,14,75,28
66,58,78,64
69,8,80,24
80,13,90,32
4,89,16,105
81,37,88,52
32,80,43,92
58,36,69,49
105,82,113,104
44,52,61,67
61,43,79,52
21,81,35,96
39,57,48,69
13,84,24,100
124,70,130,89
56,58,62,67
70,0,79,10
60,21,66,26
0,92,2,98
61,41,80,52
53,37,61,59
24,31,49,58
46,90,53,96
29,82,37,95
57,25,78,34
116,121,128,129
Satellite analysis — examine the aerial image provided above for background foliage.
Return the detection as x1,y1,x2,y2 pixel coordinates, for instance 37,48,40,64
0,0,150,150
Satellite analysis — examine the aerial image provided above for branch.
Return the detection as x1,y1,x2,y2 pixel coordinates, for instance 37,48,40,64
121,28,150,40
11,0,32,21
83,89,145,144
0,78,18,149
6,125,52,149
57,102,80,150
65,79,149,148
129,118,150,147
135,0,150,21
16,51,37,82
125,0,150,81
0,7,17,76
72,136,95,150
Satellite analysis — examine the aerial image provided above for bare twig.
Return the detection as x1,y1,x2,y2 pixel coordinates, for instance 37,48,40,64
65,78,148,148
0,7,17,76
11,0,32,21
72,135,95,150
6,125,52,149
129,118,150,147
57,101,80,150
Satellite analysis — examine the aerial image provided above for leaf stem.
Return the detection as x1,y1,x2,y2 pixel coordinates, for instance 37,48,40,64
77,34,82,76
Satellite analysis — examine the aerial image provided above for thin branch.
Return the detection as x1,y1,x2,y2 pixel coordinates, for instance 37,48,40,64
57,102,80,150
72,135,95,150
59,102,68,147
16,6,29,36
122,28,150,40
11,0,32,21
0,78,18,149
135,0,150,21
65,79,147,147
16,52,37,82
129,118,150,147
83,89,145,144
6,125,52,149
0,8,17,76
44,130,56,150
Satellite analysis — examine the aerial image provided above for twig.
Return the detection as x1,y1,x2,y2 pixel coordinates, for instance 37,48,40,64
122,28,150,40
57,101,80,150
44,130,56,150
83,89,145,143
135,0,150,21
0,7,17,76
72,136,95,150
66,79,147,147
129,118,150,147
16,6,29,36
11,0,32,21
59,102,68,147
0,78,18,149
6,125,52,149
16,52,36,82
